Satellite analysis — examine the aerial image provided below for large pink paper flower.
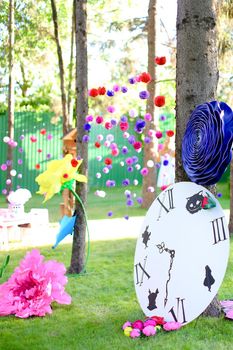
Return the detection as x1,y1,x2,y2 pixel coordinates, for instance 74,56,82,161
0,249,71,318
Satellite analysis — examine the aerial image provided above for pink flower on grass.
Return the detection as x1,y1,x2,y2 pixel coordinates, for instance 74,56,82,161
132,319,144,330
0,249,71,318
122,321,131,330
142,325,156,336
144,318,156,327
163,322,182,331
130,328,141,338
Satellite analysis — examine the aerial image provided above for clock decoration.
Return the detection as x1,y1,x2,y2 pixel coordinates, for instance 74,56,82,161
134,182,229,325
132,101,233,333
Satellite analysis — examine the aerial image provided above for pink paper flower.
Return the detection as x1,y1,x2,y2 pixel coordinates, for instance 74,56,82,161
132,319,144,330
142,325,156,336
144,318,156,327
163,322,182,331
0,249,71,318
122,321,131,330
130,328,141,338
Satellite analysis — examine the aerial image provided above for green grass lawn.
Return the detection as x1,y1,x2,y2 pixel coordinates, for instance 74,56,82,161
0,181,230,223
0,238,233,350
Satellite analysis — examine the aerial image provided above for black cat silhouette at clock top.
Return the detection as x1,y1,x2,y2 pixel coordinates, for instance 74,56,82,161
134,182,229,325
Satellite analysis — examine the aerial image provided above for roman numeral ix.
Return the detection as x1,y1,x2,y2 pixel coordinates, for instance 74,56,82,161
135,256,151,286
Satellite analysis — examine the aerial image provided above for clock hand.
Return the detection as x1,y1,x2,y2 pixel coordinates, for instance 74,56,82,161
156,242,175,307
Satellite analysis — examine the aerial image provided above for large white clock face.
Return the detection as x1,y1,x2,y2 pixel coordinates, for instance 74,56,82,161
134,182,229,325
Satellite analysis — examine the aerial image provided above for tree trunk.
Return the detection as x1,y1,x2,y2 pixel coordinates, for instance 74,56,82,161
7,0,15,194
68,0,88,274
176,0,221,317
141,0,157,209
229,158,233,235
67,0,75,127
50,0,69,136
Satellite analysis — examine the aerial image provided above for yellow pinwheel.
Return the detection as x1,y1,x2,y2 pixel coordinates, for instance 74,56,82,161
35,154,87,202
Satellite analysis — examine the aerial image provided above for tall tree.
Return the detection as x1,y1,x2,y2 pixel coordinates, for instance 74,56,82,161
176,0,221,316
68,0,88,274
7,0,15,193
50,0,70,136
67,0,75,124
141,0,157,209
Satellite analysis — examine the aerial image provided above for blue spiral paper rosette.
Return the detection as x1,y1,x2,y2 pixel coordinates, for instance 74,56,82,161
182,101,233,185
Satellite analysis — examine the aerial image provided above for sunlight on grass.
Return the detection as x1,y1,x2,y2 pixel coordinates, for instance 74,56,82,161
0,238,233,350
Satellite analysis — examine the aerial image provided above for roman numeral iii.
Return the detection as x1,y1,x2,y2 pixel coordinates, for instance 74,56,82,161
210,217,227,245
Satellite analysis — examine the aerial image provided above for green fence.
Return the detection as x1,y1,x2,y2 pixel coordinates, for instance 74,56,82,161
0,112,145,193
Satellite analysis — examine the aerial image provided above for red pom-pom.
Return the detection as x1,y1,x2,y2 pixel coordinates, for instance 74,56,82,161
37,149,42,153
111,149,119,156
30,136,37,143
105,122,112,130
160,185,168,191
95,142,101,148
155,56,166,65
133,141,142,150
166,130,174,137
96,116,103,124
139,72,152,83
119,122,129,131
71,159,79,167
35,164,40,169
63,173,69,179
98,87,106,95
154,96,165,107
89,88,99,97
104,158,112,165
40,128,47,135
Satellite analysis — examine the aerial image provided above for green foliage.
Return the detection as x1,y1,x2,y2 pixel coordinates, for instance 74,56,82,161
0,238,233,349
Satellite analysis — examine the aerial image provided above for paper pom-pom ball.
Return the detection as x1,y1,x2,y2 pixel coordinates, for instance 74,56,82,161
111,148,119,156
128,77,136,84
104,158,112,165
6,179,11,185
120,122,129,131
84,123,91,131
30,136,37,142
3,136,10,143
1,164,7,171
107,105,115,113
89,88,98,97
166,130,174,137
106,90,114,97
139,72,152,83
141,167,149,176
155,131,163,139
98,87,106,95
121,86,128,93
82,135,90,142
35,164,40,169
107,211,113,217
154,95,165,107
96,172,101,178
40,128,47,135
97,134,104,141
139,91,150,99
144,113,152,121
18,159,23,165
133,179,139,185
10,169,17,176
106,134,114,142
133,141,142,150
86,115,93,122
95,142,101,148
47,134,53,140
96,116,103,124
105,122,112,130
113,84,120,92
147,160,154,167
155,56,166,65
